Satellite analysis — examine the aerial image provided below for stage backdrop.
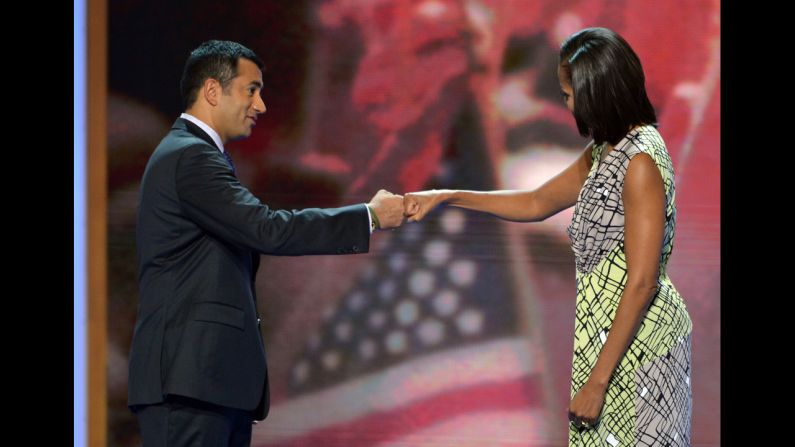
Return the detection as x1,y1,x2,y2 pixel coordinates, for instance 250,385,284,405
107,1,719,445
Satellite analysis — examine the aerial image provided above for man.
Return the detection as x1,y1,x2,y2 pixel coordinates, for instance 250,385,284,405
128,40,405,446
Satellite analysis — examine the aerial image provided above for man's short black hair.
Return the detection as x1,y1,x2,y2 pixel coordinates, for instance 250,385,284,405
180,40,265,110
559,28,657,146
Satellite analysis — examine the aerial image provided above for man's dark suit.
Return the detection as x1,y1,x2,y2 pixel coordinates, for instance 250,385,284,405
128,118,370,422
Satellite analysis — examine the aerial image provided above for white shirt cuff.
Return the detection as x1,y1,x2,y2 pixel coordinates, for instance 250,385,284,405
365,204,374,234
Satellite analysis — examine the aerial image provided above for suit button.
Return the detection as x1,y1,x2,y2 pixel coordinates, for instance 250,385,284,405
352,246,359,252
257,317,261,326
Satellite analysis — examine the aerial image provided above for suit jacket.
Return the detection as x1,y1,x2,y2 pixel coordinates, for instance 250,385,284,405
128,118,370,420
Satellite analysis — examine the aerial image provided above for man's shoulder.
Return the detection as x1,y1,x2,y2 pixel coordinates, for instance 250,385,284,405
143,127,216,179
156,124,216,155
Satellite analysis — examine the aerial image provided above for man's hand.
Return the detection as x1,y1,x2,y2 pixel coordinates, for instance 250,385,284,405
368,189,405,229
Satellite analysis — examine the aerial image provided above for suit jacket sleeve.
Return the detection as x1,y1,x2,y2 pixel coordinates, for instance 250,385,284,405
175,143,370,255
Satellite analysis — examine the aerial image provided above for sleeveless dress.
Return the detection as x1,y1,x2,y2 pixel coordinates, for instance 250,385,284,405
566,125,693,446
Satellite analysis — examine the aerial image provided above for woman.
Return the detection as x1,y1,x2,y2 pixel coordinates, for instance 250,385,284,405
404,27,693,446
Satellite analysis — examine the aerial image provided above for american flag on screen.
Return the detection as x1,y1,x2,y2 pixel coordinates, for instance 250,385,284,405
252,141,555,447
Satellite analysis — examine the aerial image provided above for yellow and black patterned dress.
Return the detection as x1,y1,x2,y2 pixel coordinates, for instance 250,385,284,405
566,125,693,446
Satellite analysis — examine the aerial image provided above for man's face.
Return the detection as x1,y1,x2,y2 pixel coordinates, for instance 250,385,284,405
215,58,266,142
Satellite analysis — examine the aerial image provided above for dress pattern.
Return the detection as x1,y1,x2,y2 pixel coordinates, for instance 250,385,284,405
566,125,693,446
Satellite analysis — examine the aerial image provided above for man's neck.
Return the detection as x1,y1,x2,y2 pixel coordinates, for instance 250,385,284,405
181,111,227,152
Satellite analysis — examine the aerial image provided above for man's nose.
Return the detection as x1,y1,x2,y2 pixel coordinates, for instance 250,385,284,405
253,95,266,114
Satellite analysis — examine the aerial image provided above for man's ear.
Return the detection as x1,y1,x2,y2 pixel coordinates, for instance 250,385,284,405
202,78,221,107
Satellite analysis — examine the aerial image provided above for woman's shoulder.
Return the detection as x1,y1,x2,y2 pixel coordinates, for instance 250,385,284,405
621,124,667,161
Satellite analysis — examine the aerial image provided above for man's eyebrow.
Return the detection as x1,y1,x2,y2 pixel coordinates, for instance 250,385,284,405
248,80,263,88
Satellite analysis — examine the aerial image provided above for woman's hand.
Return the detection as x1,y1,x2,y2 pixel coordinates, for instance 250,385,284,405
568,380,607,430
403,190,448,222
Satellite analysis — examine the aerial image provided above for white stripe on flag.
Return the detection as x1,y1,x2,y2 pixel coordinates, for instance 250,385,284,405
377,408,551,447
252,337,542,444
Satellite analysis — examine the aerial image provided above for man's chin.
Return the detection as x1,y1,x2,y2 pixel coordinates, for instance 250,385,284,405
228,130,251,142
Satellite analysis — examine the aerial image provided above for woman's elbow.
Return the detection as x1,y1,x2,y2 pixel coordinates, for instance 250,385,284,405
626,280,659,300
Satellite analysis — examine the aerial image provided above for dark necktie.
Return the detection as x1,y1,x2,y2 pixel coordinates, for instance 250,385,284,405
222,150,236,176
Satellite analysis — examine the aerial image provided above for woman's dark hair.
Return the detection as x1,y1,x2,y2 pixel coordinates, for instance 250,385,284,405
180,40,265,110
559,27,657,146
